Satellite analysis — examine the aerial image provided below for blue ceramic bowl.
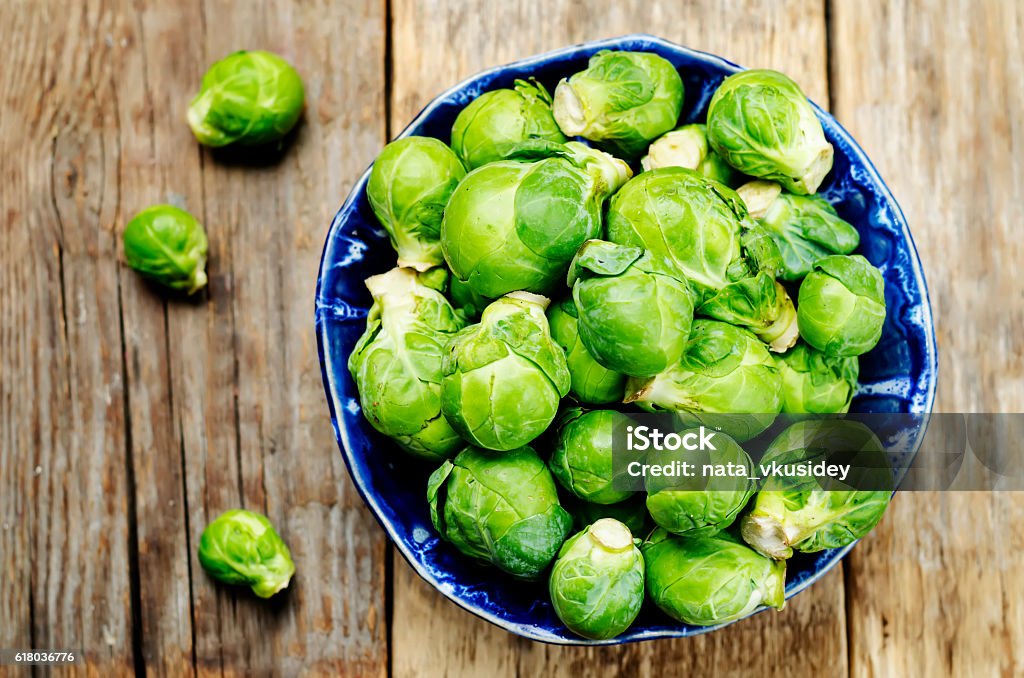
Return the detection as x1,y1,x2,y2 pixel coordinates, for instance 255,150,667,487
315,35,938,645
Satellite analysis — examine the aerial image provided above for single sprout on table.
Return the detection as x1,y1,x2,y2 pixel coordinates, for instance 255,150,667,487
441,143,630,298
187,50,305,147
198,509,296,598
549,409,633,505
548,518,645,640
707,69,833,195
776,342,860,415
641,124,741,186
797,254,887,357
440,292,569,451
428,445,573,579
366,136,466,271
642,529,785,626
553,50,684,158
450,78,567,169
547,298,627,405
348,267,466,461
626,319,782,441
569,240,696,378
741,420,893,559
122,204,209,294
698,271,800,352
645,431,756,537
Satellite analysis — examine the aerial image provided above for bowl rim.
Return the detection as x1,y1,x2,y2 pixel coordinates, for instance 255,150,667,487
315,33,939,645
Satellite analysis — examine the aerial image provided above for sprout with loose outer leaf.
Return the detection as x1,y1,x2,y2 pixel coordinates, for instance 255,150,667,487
741,420,893,559
367,136,466,271
698,271,799,352
348,267,467,461
776,342,860,415
550,409,633,505
440,292,570,451
198,509,296,598
569,240,696,378
428,445,573,579
797,255,886,357
642,529,785,626
123,205,209,294
451,78,567,169
641,124,741,186
626,320,782,441
707,69,833,195
645,431,756,537
548,518,645,640
547,298,627,405
188,50,305,147
553,50,684,158
442,143,631,298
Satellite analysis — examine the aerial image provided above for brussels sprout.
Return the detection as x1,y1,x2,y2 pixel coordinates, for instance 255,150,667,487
550,409,633,505
698,272,799,352
605,167,746,299
348,267,466,461
569,240,696,378
428,445,573,579
367,136,466,271
642,529,785,625
553,50,684,158
547,298,627,404
440,292,570,451
123,205,209,294
442,143,631,298
776,342,859,415
198,509,295,598
797,255,886,357
626,320,782,441
548,518,645,639
447,273,489,322
564,494,651,536
645,431,756,536
187,50,305,147
641,124,741,186
738,183,861,281
451,78,567,170
741,420,892,559
707,69,833,195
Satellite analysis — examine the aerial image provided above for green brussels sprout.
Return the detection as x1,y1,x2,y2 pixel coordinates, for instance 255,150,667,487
367,136,466,271
198,509,296,598
187,50,305,147
348,267,466,461
427,445,573,579
550,409,633,505
548,518,645,640
642,529,785,625
553,50,684,158
797,255,886,357
697,271,799,352
738,182,861,281
707,69,833,195
564,494,651,536
605,167,746,299
447,273,489,322
547,298,627,404
741,420,892,559
776,342,859,415
569,240,696,378
645,431,756,537
451,78,567,170
626,320,782,441
123,205,209,294
641,124,741,186
440,292,570,451
442,143,631,298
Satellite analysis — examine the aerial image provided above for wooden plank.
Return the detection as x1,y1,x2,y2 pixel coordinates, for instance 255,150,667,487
388,2,845,676
0,1,138,675
830,0,1024,675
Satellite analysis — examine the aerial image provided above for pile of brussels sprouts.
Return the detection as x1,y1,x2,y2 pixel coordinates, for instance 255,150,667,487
351,50,892,640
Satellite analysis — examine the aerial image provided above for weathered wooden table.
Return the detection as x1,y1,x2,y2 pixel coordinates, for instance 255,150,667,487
2,0,1021,675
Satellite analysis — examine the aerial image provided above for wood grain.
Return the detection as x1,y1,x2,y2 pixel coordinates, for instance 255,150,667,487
387,2,847,676
830,1,1024,676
